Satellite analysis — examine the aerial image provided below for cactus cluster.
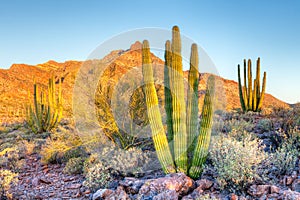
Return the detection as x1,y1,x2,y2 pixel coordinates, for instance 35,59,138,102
142,26,215,179
26,76,63,133
237,58,267,112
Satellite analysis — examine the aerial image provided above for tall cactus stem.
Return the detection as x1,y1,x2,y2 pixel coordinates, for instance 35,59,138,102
187,43,199,163
142,40,176,174
170,26,188,173
189,76,215,179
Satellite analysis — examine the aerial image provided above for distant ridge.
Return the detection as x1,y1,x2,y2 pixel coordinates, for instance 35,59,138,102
0,42,289,123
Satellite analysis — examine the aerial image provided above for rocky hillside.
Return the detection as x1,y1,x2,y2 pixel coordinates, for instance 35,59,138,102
0,42,289,123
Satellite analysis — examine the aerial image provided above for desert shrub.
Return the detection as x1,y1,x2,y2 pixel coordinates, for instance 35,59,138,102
18,140,36,155
208,134,266,193
271,107,300,134
84,146,158,177
256,118,273,132
261,133,299,182
83,162,115,191
83,147,159,191
40,129,83,164
213,118,255,135
63,157,85,175
0,169,18,199
0,147,25,172
95,83,152,150
228,129,257,142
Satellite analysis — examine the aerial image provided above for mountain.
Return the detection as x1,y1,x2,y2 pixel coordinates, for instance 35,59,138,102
0,42,289,123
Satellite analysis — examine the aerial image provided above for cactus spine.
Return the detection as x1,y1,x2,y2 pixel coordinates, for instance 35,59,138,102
142,26,215,179
26,76,63,133
237,57,267,112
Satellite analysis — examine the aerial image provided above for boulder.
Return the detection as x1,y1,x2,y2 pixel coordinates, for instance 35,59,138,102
137,173,195,199
93,189,114,200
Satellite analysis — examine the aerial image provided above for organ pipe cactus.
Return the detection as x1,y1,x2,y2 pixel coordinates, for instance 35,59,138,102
26,76,63,133
142,26,215,179
238,58,266,112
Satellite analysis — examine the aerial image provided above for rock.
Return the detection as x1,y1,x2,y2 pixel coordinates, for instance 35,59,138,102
230,193,238,200
292,171,298,179
282,189,300,200
267,193,279,199
32,177,40,186
106,186,130,200
137,173,195,199
293,179,300,192
270,185,281,194
239,196,247,200
93,189,114,200
285,176,294,185
119,177,145,194
195,179,213,190
67,183,82,189
248,185,270,197
39,177,51,184
153,190,178,200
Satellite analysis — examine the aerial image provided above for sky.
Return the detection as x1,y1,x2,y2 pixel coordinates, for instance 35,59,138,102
0,0,299,103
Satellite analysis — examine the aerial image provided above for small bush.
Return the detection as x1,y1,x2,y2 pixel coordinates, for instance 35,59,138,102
83,146,159,191
40,128,83,164
0,169,18,199
83,162,115,191
256,118,273,132
63,157,84,175
261,133,299,182
213,118,255,135
0,147,25,171
208,134,266,193
18,140,36,155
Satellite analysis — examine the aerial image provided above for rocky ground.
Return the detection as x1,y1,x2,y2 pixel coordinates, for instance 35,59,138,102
1,110,300,200
8,153,91,200
5,154,300,200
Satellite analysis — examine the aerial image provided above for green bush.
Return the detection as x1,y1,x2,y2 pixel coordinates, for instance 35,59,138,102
63,157,85,175
208,134,266,193
83,162,115,191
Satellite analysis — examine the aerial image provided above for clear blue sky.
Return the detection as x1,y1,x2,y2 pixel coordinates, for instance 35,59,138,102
0,0,299,103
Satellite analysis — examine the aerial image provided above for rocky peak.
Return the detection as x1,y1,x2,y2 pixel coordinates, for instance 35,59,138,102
130,41,142,51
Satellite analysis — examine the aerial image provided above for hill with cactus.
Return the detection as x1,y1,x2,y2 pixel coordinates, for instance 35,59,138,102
0,42,289,123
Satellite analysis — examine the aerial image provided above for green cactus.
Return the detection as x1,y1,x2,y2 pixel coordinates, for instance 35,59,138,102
237,57,267,112
189,75,215,178
26,76,63,133
170,26,188,173
164,40,174,155
142,40,176,174
186,44,199,160
142,26,215,179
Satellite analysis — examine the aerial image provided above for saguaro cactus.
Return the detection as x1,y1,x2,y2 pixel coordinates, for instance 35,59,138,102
238,57,267,112
142,26,215,179
26,76,63,133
